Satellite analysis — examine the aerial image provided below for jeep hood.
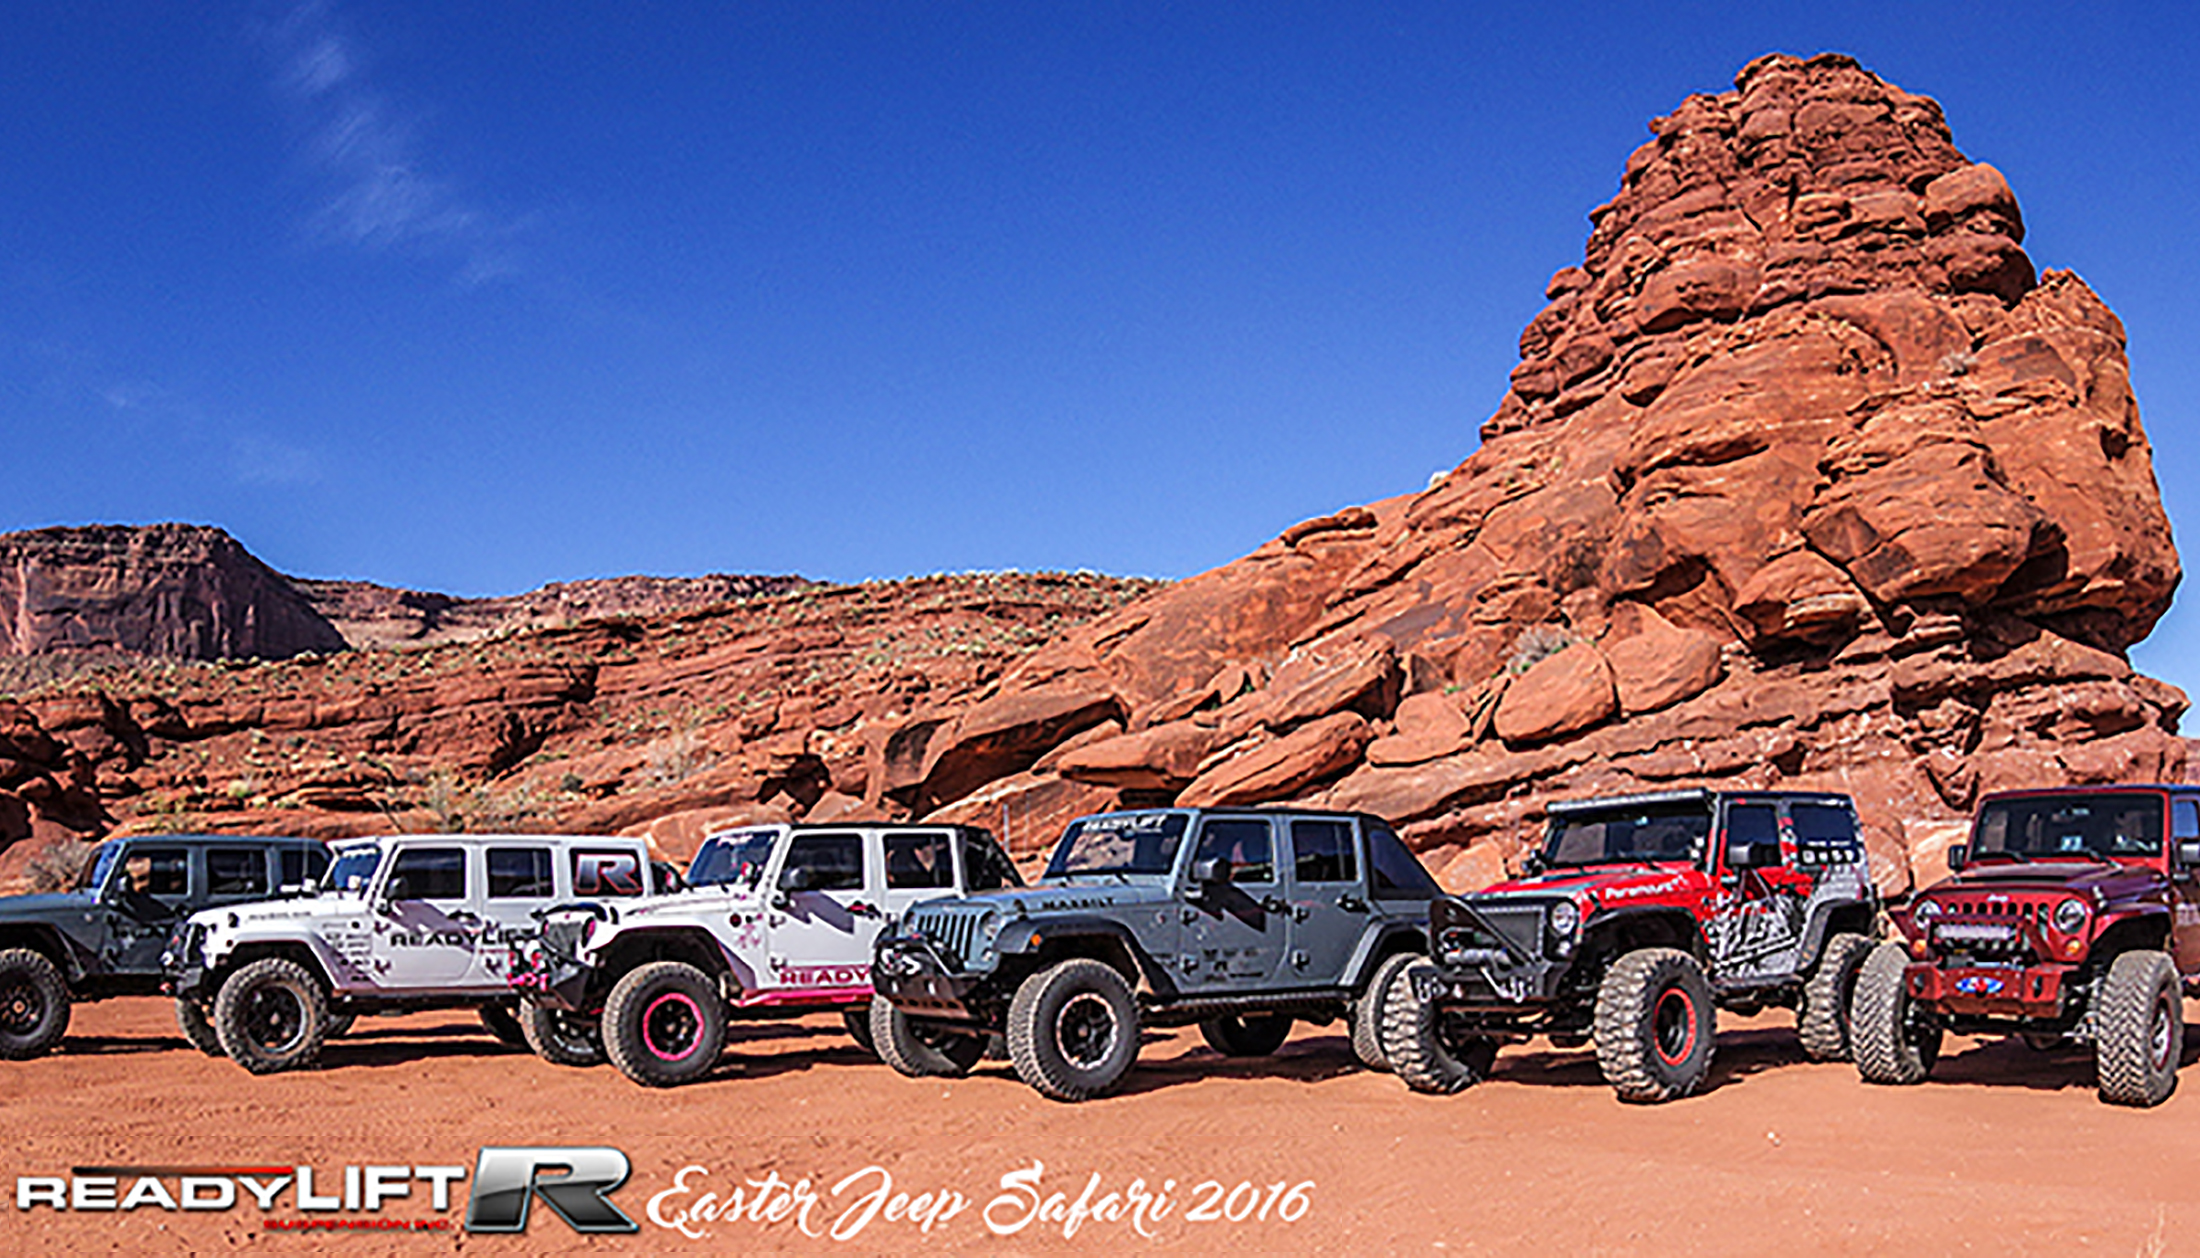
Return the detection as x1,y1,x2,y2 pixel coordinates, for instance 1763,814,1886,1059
0,891,96,920
191,895,356,928
1473,864,1701,906
1922,860,2167,902
934,882,1177,917
616,886,768,919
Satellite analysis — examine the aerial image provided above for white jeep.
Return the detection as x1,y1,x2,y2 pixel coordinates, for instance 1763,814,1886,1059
509,822,1022,1086
167,831,655,1073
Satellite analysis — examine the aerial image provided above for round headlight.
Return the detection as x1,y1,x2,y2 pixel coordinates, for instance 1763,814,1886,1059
978,912,1003,945
1912,899,1941,926
2051,897,2090,934
1548,899,1580,938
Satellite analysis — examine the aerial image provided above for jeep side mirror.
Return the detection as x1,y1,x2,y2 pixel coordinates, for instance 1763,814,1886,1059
1523,850,1547,876
1191,857,1228,884
777,866,816,893
1727,842,1778,870
2178,841,2200,871
1947,844,1968,872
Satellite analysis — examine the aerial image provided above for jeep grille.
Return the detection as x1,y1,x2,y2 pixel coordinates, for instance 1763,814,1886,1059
904,906,987,971
1435,900,1545,966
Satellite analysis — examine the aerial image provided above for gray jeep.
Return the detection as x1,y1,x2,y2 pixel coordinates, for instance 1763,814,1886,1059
0,834,328,1059
870,807,1435,1101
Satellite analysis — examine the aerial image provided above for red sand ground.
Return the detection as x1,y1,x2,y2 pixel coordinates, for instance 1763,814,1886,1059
4,998,2195,1255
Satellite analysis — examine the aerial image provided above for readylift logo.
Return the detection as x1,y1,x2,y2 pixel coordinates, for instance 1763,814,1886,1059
14,1148,638,1235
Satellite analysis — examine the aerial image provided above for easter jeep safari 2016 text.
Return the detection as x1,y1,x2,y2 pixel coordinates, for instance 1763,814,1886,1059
507,823,1022,1087
166,832,656,1074
871,807,1437,1102
1384,789,1877,1103
0,834,328,1060
1853,786,2200,1107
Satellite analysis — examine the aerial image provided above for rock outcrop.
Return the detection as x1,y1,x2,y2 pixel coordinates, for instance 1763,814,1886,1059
0,525,345,661
849,53,2185,892
293,573,815,650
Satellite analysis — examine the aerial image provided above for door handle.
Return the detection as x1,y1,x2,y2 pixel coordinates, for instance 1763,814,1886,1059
849,902,881,918
1338,894,1368,913
1260,895,1290,914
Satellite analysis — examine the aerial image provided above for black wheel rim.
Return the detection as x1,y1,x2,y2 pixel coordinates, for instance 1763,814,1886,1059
1056,992,1118,1069
244,986,306,1053
1652,986,1696,1067
641,991,702,1062
0,978,42,1034
556,1013,595,1053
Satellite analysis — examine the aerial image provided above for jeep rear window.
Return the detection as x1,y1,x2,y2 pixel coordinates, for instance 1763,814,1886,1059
1292,819,1357,884
1975,794,2163,859
1544,803,1709,868
573,849,648,897
386,848,467,901
207,848,269,897
487,847,554,898
785,834,865,891
886,832,955,889
1046,812,1189,878
1368,825,1438,899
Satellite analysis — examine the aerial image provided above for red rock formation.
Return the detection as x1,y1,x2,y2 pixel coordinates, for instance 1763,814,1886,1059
293,573,814,650
0,525,345,661
856,53,2184,894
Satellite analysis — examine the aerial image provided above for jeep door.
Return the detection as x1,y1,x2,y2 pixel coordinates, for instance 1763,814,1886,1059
1279,817,1369,987
763,832,877,992
467,844,559,988
1180,816,1288,991
98,843,192,972
374,844,479,990
2170,796,2200,977
1708,800,1809,984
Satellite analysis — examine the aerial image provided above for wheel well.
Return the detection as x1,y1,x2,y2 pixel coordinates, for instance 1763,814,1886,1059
218,942,332,990
1820,903,1874,941
0,926,71,974
1583,911,1700,963
596,929,727,984
1033,934,1140,985
2090,915,2170,967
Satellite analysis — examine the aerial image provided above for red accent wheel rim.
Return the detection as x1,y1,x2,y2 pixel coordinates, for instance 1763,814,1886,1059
1653,986,1697,1067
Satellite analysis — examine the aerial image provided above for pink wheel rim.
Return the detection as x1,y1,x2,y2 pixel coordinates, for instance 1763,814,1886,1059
642,991,704,1061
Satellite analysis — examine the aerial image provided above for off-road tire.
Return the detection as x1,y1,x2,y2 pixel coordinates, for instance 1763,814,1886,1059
842,1006,877,1056
213,957,332,1074
1594,947,1715,1103
520,1002,606,1067
478,1001,528,1049
869,995,988,1078
0,949,70,1060
1351,952,1418,1071
1007,959,1141,1102
175,998,224,1056
1380,959,1499,1094
603,961,725,1087
1199,1013,1292,1057
2096,950,2182,1108
1798,932,1873,1062
1852,941,1941,1085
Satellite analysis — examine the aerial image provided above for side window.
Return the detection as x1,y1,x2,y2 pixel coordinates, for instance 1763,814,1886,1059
2174,800,2200,842
488,847,555,899
1368,825,1438,900
278,846,330,890
785,834,865,891
206,848,269,897
1292,820,1356,884
572,849,647,898
118,847,190,898
1790,803,1856,844
886,832,955,889
1725,804,1782,870
385,848,467,901
1193,818,1274,884
960,834,1021,891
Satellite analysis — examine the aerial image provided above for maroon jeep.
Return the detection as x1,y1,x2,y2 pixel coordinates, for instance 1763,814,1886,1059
1854,786,2200,1106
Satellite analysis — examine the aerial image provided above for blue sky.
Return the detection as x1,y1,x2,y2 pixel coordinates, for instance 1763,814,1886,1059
4,3,2197,698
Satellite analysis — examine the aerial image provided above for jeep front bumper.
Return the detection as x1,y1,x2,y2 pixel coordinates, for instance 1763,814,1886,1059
1413,954,1574,1009
872,939,991,1022
168,961,215,1004
1906,961,2075,1019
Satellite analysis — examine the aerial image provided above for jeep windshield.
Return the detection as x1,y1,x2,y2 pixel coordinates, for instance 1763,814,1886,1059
80,839,125,894
1973,793,2161,862
688,828,780,889
1044,812,1189,879
323,846,383,895
1541,802,1710,868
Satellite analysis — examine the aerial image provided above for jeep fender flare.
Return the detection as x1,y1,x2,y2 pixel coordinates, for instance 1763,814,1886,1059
998,915,1177,999
213,940,338,995
2090,907,2172,959
0,923,93,986
1797,899,1878,971
1580,906,1704,964
1343,923,1427,992
590,925,744,994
